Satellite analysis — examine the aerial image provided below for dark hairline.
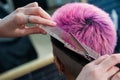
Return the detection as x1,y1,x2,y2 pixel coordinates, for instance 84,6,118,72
51,37,90,66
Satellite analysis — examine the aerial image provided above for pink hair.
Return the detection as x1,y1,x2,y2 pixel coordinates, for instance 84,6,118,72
52,3,117,55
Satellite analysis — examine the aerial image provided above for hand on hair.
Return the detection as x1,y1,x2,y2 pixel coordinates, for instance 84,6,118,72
76,54,120,80
0,2,56,37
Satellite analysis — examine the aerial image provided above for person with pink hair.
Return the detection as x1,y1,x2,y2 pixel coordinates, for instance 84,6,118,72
51,2,120,80
52,3,116,55
0,1,120,80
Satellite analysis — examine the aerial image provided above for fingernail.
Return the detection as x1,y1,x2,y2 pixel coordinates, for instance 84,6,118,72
50,21,57,26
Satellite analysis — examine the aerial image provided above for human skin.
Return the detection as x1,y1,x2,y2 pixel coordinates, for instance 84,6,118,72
52,2,118,80
111,71,120,80
76,54,120,80
0,2,56,37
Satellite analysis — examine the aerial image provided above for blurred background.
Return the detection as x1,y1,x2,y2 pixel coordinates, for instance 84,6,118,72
0,0,119,80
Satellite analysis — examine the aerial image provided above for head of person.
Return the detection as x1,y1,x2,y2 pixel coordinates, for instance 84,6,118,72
51,2,117,80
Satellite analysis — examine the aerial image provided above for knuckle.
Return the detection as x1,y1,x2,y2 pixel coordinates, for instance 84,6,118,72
14,13,21,19
33,2,38,6
110,54,119,61
38,7,43,12
35,7,40,11
36,7,43,13
14,13,23,22
39,7,42,10
33,7,40,14
15,8,23,13
13,13,24,24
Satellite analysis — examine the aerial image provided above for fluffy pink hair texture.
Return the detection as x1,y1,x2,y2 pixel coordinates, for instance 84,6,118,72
52,3,117,55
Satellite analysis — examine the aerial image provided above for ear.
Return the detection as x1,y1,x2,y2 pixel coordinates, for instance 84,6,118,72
54,56,64,74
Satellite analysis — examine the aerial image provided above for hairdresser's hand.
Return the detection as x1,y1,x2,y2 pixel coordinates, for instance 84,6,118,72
76,54,120,80
111,71,120,80
0,2,56,37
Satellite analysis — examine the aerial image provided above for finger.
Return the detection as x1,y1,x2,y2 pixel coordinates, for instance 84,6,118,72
22,26,47,35
28,15,56,27
23,7,51,19
99,54,120,71
90,55,109,65
24,2,38,8
111,71,120,80
107,66,119,78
